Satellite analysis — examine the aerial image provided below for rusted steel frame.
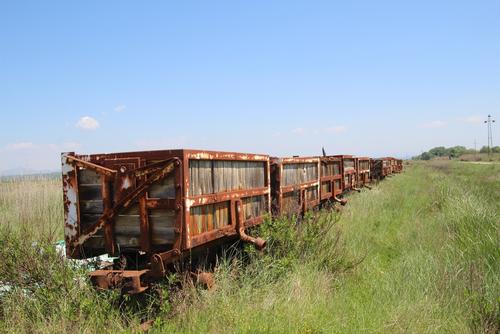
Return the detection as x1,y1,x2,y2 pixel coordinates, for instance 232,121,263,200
64,155,116,178
78,149,268,163
319,174,342,181
305,198,320,209
139,196,150,253
331,154,353,159
356,156,370,188
319,176,333,200
332,155,347,190
138,157,150,253
146,198,176,209
271,157,320,215
351,158,362,192
185,150,269,162
188,215,264,248
320,156,341,162
89,269,149,294
300,189,306,212
234,200,266,249
278,185,319,215
325,158,347,204
132,158,178,178
182,153,191,250
71,158,181,248
266,159,271,208
324,157,348,203
279,157,320,164
357,158,370,175
280,180,319,193
101,176,116,255
358,171,371,188
183,151,270,249
62,153,81,258
319,156,341,199
184,193,269,246
330,174,343,196
187,187,270,207
150,248,181,278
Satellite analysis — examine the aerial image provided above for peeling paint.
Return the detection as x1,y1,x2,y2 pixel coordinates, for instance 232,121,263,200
62,154,78,240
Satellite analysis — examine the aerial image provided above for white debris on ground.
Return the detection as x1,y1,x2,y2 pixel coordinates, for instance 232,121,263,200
55,240,117,270
0,241,117,296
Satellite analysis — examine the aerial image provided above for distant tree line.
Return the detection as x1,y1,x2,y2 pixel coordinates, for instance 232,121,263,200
413,146,500,160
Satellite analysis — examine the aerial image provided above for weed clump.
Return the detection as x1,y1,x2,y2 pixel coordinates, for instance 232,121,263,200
0,228,152,332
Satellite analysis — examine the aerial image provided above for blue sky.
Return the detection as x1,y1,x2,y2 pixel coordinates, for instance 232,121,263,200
1,1,499,172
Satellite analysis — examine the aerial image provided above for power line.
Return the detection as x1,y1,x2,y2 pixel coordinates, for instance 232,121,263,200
484,114,496,157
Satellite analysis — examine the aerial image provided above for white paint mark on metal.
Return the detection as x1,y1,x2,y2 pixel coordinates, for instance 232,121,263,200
122,177,131,189
185,199,195,210
61,154,73,175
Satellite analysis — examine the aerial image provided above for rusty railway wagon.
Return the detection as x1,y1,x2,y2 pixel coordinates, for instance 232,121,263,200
356,157,371,188
331,155,357,192
270,156,321,216
388,157,397,174
370,158,388,181
395,159,404,173
318,156,346,205
61,148,403,293
62,149,270,293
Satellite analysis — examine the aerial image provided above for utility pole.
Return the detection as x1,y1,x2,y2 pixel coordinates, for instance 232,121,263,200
484,114,495,158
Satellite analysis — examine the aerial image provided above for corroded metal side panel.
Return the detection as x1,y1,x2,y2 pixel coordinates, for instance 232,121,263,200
331,155,356,192
371,158,392,180
183,151,270,250
271,156,321,216
356,157,371,186
319,156,343,200
62,152,80,258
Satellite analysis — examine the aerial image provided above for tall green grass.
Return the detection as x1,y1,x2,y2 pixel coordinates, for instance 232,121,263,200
0,163,498,333
158,162,499,333
0,175,63,241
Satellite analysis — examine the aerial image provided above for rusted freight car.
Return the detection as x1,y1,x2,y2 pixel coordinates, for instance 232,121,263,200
319,156,346,205
370,158,390,181
271,157,321,216
356,157,371,188
62,149,270,293
388,157,397,174
395,159,404,173
332,155,357,192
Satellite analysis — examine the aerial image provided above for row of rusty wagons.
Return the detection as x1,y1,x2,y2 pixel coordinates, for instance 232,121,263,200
61,149,403,293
